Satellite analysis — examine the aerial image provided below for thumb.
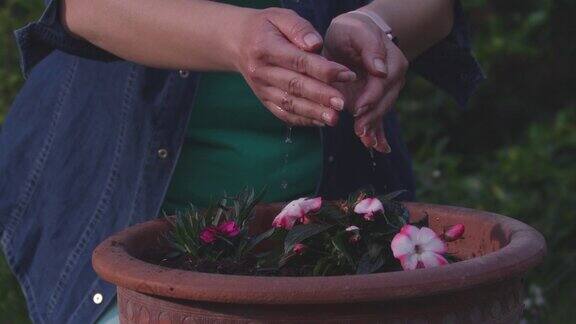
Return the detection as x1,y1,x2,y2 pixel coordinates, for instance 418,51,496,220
361,44,388,78
268,10,323,51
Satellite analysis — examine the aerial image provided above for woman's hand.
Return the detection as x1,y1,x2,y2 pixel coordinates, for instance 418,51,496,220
233,8,357,127
323,11,408,152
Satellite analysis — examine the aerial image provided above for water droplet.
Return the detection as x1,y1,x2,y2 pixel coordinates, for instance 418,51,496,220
280,126,293,190
285,126,293,144
368,149,377,171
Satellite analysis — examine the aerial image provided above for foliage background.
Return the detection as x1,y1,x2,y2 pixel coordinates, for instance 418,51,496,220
0,0,574,322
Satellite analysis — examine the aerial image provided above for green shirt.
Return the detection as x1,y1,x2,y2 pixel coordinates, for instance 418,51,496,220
162,0,321,212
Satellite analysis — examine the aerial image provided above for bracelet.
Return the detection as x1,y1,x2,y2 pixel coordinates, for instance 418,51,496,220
347,9,394,40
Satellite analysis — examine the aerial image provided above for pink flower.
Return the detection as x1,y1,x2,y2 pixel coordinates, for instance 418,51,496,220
200,220,241,244
293,243,307,255
354,198,384,221
272,197,322,229
443,224,465,242
217,220,240,237
391,225,448,270
199,227,217,244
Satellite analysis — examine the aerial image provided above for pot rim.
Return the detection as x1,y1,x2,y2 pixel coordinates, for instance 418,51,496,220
92,202,546,304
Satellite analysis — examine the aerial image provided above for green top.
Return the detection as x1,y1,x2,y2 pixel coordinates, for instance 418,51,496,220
162,0,321,212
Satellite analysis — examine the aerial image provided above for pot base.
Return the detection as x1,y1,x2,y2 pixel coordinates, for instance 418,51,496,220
118,279,523,323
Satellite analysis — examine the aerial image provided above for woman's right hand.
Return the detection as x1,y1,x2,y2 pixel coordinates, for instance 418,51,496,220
232,8,357,127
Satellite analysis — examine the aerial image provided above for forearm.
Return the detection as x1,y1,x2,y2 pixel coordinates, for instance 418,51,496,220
61,0,255,71
364,0,454,60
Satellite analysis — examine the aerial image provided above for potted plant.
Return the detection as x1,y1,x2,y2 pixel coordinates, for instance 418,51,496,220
93,189,546,323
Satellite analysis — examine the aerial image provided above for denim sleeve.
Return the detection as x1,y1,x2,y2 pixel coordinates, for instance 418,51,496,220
14,0,118,77
409,1,485,108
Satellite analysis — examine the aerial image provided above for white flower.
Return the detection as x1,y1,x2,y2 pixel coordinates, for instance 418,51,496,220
353,198,384,221
391,225,448,270
272,197,322,230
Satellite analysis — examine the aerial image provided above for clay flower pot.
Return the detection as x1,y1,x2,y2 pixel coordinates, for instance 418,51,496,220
92,203,546,323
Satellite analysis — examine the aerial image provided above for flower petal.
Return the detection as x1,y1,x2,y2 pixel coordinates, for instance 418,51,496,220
399,253,419,270
417,227,447,254
419,251,448,268
301,197,322,213
415,227,438,244
217,220,240,237
391,233,415,258
272,199,306,229
354,198,384,215
345,225,360,232
399,225,419,240
199,227,217,244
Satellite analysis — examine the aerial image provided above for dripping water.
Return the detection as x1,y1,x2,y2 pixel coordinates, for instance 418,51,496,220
280,126,293,190
285,126,293,144
368,148,377,173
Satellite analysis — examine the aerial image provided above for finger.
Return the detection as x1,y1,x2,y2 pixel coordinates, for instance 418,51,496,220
352,75,389,116
262,100,322,127
354,46,407,113
365,122,391,153
254,66,346,111
265,41,356,84
354,82,403,140
264,86,339,126
357,30,388,77
266,8,324,51
360,129,376,148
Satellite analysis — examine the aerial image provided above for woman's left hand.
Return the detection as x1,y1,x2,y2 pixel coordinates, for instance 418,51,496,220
323,11,408,153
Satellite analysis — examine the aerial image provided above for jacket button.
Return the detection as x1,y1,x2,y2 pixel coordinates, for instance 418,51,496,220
93,293,103,305
158,148,168,159
178,70,190,78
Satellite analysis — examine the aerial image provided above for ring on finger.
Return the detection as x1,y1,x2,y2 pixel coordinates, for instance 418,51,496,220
281,91,289,105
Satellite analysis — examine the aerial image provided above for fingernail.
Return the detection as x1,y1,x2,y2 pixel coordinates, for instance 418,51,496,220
355,126,367,137
313,121,326,127
383,143,392,154
303,33,322,48
354,105,368,117
374,58,387,75
322,112,333,124
337,71,357,82
330,97,344,110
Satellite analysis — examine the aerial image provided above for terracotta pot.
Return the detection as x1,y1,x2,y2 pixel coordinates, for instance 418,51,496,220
93,203,546,323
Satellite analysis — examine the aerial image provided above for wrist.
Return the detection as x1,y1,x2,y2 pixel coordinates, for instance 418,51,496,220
345,8,394,41
225,8,261,72
200,5,258,72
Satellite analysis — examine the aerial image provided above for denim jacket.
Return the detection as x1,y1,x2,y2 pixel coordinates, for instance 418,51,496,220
0,0,484,323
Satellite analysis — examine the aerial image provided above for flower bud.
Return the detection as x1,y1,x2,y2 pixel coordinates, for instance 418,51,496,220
444,224,465,242
293,243,307,255
349,233,361,243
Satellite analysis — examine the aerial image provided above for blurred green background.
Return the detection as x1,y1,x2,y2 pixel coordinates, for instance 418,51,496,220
1,0,574,323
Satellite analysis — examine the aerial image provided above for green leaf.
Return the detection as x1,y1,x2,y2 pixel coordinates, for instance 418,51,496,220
312,256,331,276
357,252,385,274
368,243,384,259
331,231,355,266
279,252,295,268
246,228,275,253
319,204,346,220
379,190,408,202
284,223,332,254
